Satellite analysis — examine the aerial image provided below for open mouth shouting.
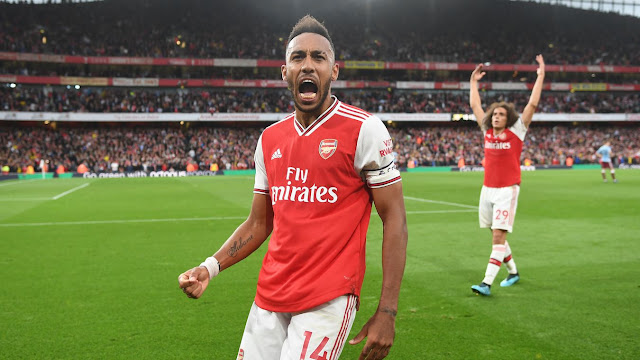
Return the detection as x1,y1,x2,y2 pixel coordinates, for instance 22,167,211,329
298,78,319,104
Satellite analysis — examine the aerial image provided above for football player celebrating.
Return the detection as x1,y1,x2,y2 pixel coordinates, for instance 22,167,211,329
468,55,545,296
179,15,408,360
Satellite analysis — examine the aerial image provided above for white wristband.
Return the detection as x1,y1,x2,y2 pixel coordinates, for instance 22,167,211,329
199,256,221,280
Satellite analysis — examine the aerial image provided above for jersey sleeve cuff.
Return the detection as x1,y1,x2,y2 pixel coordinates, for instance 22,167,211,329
253,188,269,195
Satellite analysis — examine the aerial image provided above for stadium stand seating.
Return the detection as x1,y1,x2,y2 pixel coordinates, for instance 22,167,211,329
1,0,639,174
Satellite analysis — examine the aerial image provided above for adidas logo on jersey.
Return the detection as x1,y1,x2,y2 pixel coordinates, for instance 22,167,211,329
271,148,283,160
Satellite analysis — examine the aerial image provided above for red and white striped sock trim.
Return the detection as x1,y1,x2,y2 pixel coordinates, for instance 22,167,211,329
489,258,502,267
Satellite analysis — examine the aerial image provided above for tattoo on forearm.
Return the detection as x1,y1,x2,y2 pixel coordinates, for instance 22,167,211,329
227,235,253,258
379,307,397,318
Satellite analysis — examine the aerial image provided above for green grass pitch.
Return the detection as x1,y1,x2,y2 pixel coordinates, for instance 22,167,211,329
0,170,638,359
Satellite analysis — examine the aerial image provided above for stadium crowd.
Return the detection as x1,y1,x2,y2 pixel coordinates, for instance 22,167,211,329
393,124,640,168
2,124,639,175
1,87,294,113
0,125,260,174
1,0,639,65
1,1,640,177
3,62,639,84
2,86,639,114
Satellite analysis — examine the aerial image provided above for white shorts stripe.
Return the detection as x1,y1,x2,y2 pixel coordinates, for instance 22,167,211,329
330,295,356,360
508,186,517,227
329,296,349,359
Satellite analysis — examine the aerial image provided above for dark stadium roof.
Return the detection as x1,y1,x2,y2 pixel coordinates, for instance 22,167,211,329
1,0,103,3
510,0,640,17
3,0,640,18
4,0,640,18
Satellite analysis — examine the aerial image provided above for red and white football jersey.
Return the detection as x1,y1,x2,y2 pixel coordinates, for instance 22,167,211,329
253,96,401,312
483,118,527,187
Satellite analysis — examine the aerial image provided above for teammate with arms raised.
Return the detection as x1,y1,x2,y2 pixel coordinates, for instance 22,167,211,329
468,55,545,296
596,141,617,183
179,15,408,360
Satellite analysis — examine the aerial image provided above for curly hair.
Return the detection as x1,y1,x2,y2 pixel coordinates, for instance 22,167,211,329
287,15,335,58
481,102,520,130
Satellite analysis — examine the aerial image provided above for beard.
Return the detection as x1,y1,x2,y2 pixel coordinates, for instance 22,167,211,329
287,75,332,115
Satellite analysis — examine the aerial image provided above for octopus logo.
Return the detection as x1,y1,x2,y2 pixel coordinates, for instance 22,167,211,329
319,139,338,160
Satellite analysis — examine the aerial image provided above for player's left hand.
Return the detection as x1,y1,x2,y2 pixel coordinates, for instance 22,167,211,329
349,309,396,360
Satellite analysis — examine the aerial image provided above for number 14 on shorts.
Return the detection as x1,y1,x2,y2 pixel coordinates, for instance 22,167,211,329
300,331,329,360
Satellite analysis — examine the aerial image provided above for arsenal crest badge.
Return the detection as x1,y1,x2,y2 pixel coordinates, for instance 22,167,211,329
499,133,507,140
319,139,338,159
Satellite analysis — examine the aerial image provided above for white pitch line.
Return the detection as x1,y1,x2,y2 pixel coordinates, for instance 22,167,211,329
0,198,54,202
52,183,90,200
406,209,477,214
403,196,478,209
2,196,475,226
0,209,476,227
0,179,40,187
0,216,247,227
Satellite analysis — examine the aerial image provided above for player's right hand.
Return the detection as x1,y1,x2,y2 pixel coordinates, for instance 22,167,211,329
470,64,486,82
178,266,210,299
535,54,545,76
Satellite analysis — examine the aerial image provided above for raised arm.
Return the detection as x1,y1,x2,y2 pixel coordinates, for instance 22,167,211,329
350,182,408,360
178,193,274,299
521,54,545,128
469,64,487,128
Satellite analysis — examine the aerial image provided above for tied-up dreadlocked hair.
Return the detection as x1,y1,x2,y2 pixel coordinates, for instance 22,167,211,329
287,15,335,60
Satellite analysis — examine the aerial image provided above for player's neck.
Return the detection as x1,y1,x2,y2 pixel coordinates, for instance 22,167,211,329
295,96,335,129
493,127,506,136
297,112,319,128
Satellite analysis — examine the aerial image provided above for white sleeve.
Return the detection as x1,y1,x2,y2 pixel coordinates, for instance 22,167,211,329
510,117,528,141
253,134,269,194
354,116,401,189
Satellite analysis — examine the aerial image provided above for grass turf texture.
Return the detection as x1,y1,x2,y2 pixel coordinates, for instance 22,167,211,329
0,170,638,359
